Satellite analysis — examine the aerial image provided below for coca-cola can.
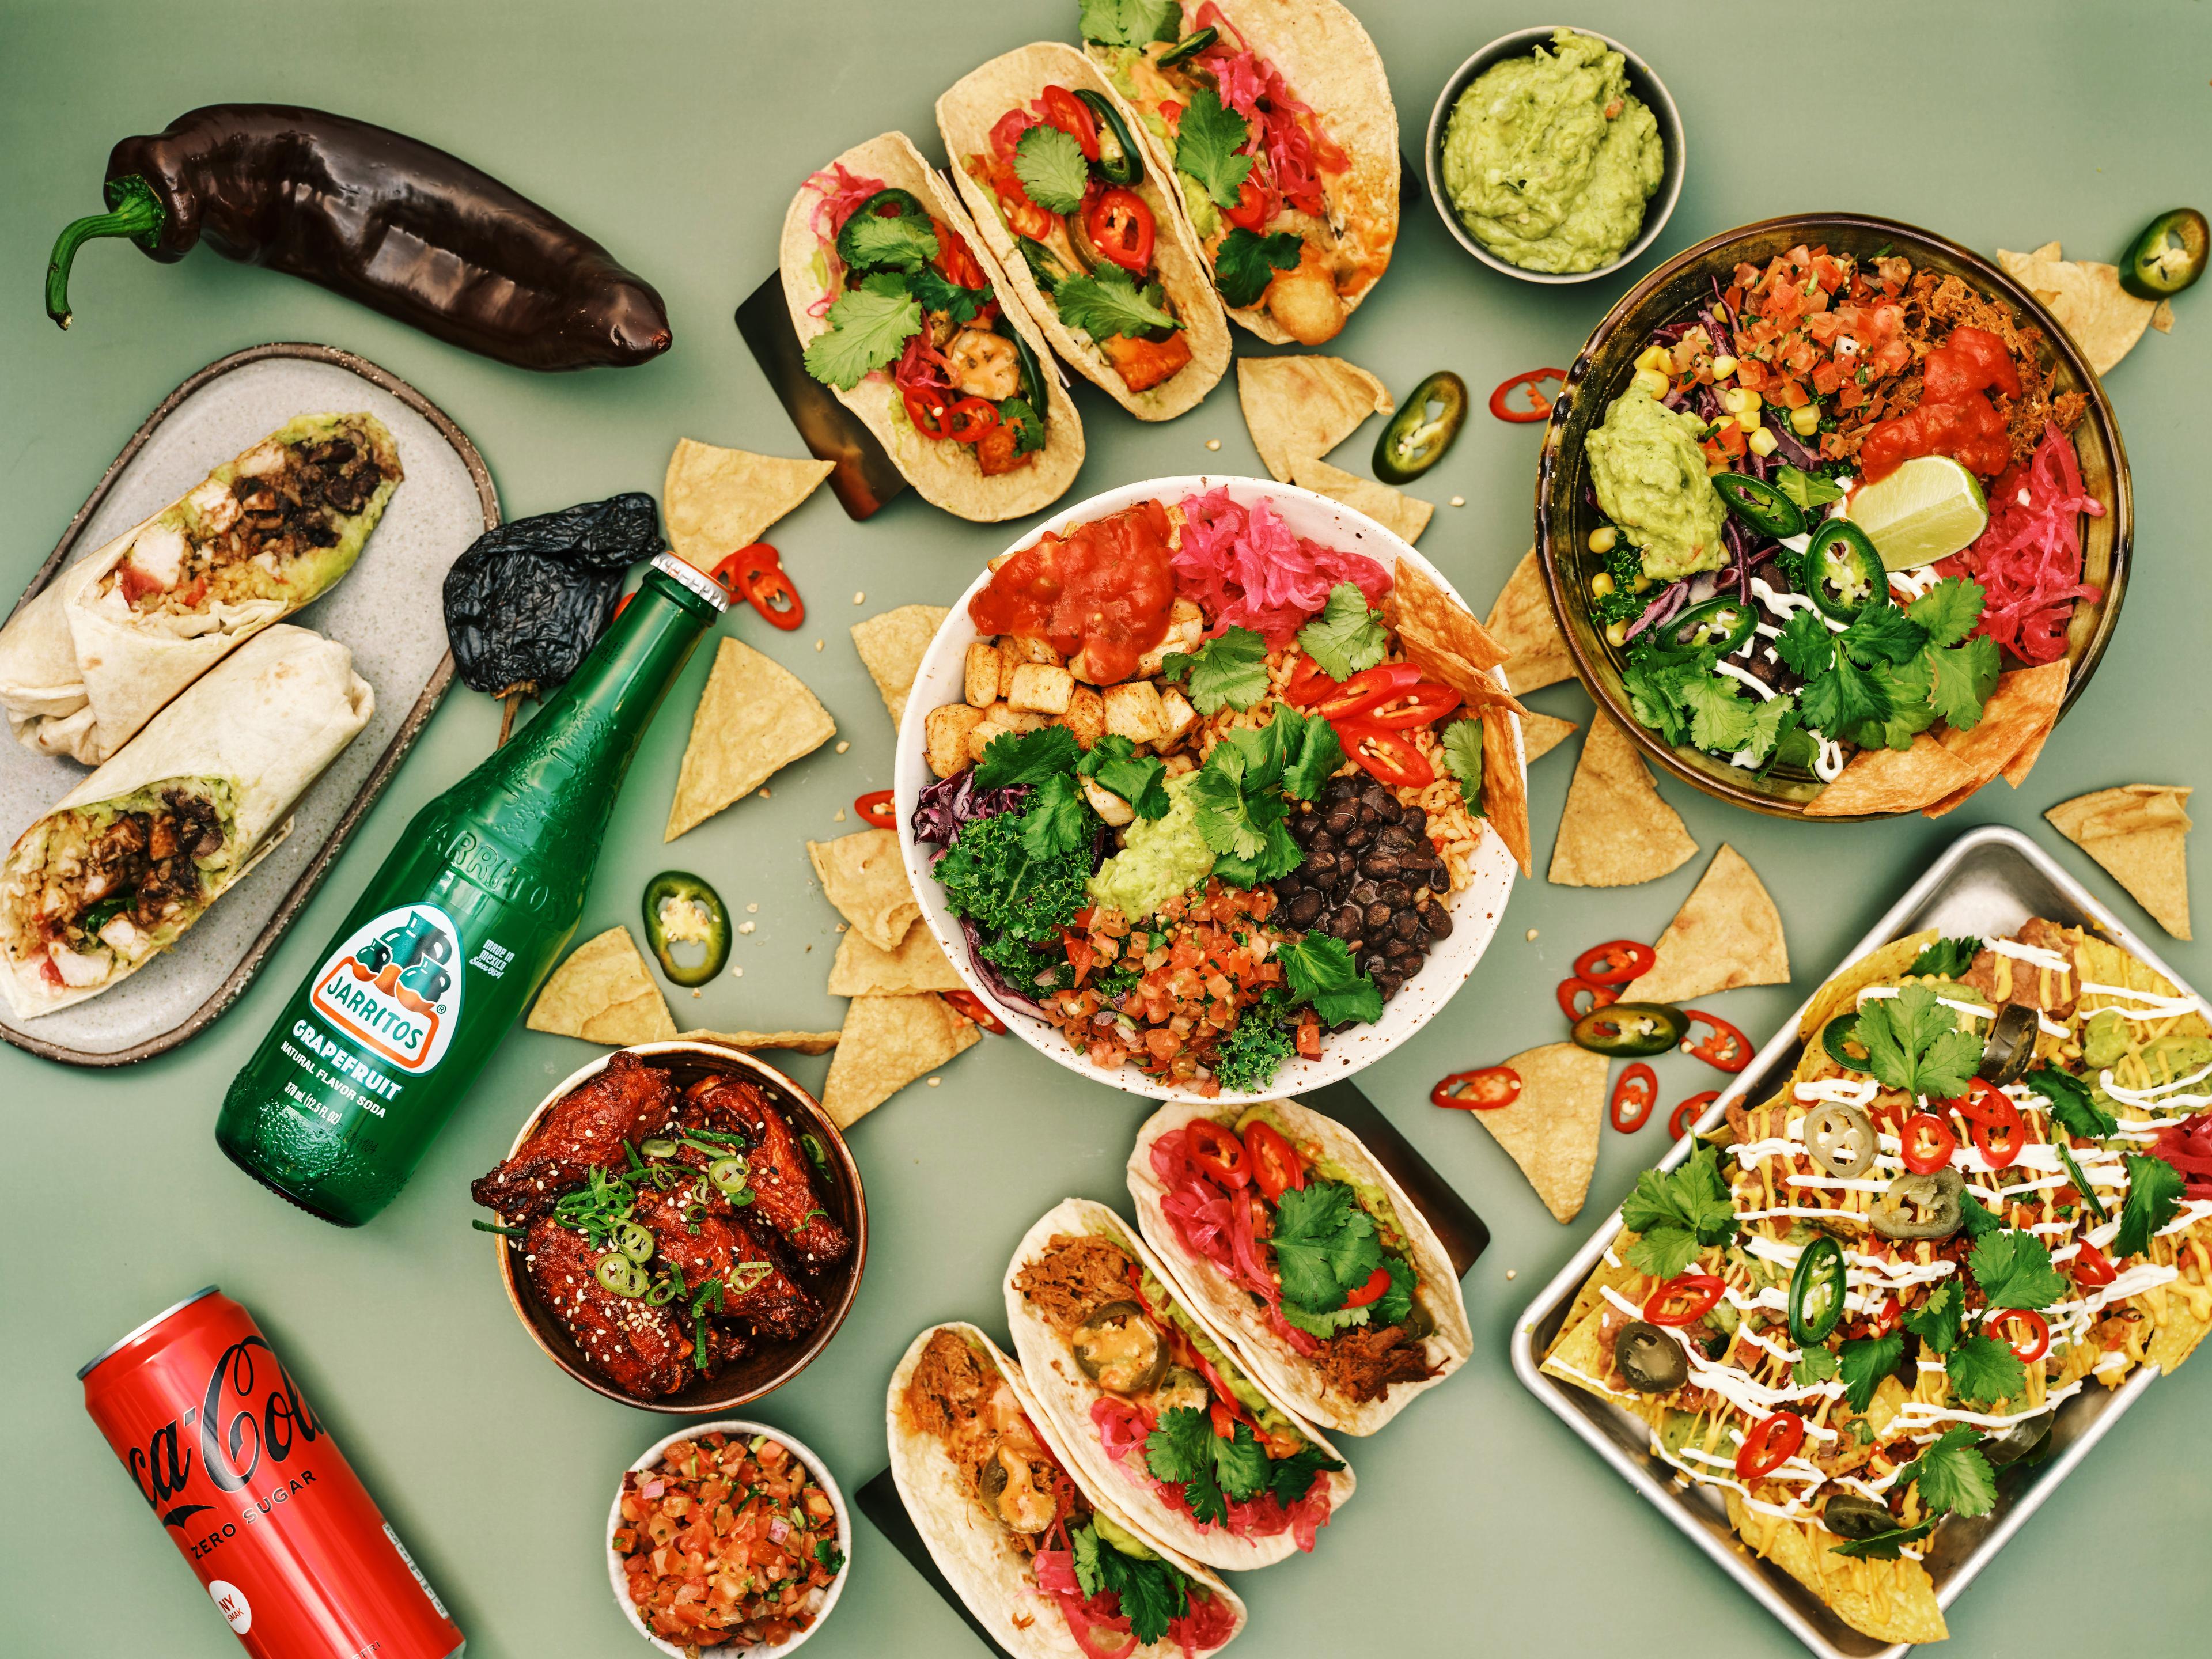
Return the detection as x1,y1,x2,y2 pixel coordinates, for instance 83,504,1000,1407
79,1287,464,1658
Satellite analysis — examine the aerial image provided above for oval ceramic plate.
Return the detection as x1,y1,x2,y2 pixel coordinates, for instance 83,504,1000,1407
894,475,1521,1104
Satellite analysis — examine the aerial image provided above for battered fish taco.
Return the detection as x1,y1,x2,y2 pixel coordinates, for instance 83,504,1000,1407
1003,1198,1354,1570
1078,0,1398,345
780,133,1084,523
888,1323,1245,1658
937,43,1230,420
1127,1099,1471,1434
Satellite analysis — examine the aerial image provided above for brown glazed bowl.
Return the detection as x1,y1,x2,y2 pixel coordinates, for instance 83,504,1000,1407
1535,212,2132,819
493,1039,867,1413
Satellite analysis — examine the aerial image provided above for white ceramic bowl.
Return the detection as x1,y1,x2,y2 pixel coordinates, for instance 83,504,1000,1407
607,1419,852,1657
894,475,1521,1104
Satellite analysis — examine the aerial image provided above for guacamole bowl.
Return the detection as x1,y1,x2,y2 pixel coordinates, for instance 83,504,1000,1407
1425,26,1685,285
1535,213,2132,819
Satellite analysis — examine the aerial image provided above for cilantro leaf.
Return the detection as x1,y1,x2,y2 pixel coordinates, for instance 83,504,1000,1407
1947,1332,2027,1409
1211,817,1302,888
1619,1147,1740,1278
1908,937,1982,979
1741,691,1797,764
1209,1422,1271,1504
1370,1256,1416,1328
1902,1425,1998,1518
1848,652,1938,751
2115,1152,2187,1257
1926,635,2001,731
1079,734,1171,820
1264,1443,1342,1508
1270,1181,1383,1312
1840,603,1927,668
1078,0,1180,46
1174,88,1254,207
1775,609,1838,679
1214,228,1303,308
1906,577,1987,649
1278,710,1346,803
975,724,1082,789
1957,1187,2005,1239
2025,1065,2118,1140
1621,655,1700,745
1159,626,1268,715
1019,771,1095,859
904,262,995,327
1277,934,1382,1026
1143,1407,1227,1525
1296,584,1388,681
840,211,939,274
1970,1229,2067,1311
1902,1278,1963,1356
1071,1523,1105,1596
1831,1518,1937,1560
1798,651,1889,740
1838,1331,1904,1412
1085,1531,1188,1645
1013,124,1089,215
1187,755,1274,860
1775,464,1846,511
1792,1346,1839,1386
1053,263,1182,343
996,395,1047,457
1681,672,1758,753
802,287,922,390
1850,985,1982,1099
1439,718,1484,813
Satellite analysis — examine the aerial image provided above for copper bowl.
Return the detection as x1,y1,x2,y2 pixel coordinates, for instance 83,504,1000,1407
492,1039,868,1413
1535,212,2133,819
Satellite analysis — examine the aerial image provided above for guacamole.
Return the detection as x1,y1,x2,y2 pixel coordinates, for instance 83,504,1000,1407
1087,772,1213,921
1440,29,1663,275
1586,388,1729,581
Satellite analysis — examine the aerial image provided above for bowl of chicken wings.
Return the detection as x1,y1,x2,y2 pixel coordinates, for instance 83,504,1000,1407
471,1040,866,1412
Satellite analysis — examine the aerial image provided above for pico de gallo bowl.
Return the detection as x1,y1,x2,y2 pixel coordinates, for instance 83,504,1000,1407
895,478,1523,1104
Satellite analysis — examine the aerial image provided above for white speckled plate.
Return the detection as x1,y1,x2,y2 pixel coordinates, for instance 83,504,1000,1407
0,343,497,1065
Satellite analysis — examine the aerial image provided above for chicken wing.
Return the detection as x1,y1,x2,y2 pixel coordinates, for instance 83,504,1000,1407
635,1187,821,1342
522,1217,694,1399
472,1050,674,1221
675,1077,851,1270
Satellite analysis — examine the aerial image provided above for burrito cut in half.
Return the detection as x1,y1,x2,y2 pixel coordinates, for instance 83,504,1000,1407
0,412,399,764
0,625,374,1018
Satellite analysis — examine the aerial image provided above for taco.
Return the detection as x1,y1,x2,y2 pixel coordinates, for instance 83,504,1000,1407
0,413,396,764
937,43,1230,421
1127,1099,1471,1434
889,1323,1245,1658
779,133,1084,523
1078,1,1397,346
0,626,373,1018
1003,1198,1354,1570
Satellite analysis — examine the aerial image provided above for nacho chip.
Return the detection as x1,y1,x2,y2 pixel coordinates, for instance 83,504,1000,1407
1925,660,2070,817
663,438,834,569
1468,1042,1607,1222
850,604,950,728
1622,844,1790,1004
666,638,837,840
808,830,921,950
819,993,980,1127
1286,454,1433,544
680,1027,841,1055
1484,548,1574,694
826,923,964,997
1386,556,1508,671
1549,713,1698,888
2000,708,2059,789
1802,733,1975,819
1725,1494,1947,1647
1521,710,1579,763
1997,244,2161,376
1237,355,1392,483
1796,930,1940,1041
2046,785,2194,940
1479,704,1532,877
527,926,678,1044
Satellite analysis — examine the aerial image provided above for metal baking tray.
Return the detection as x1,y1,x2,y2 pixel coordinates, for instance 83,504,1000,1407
0,343,498,1066
1510,824,2209,1658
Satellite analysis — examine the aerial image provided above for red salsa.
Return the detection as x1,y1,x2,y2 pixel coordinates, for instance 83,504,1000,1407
968,498,1177,683
1857,324,2020,482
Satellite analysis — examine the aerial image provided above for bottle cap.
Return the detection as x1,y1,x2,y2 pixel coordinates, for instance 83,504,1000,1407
653,550,730,611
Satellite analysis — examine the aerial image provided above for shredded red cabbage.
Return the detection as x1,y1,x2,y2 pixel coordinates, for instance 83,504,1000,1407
1937,422,2103,665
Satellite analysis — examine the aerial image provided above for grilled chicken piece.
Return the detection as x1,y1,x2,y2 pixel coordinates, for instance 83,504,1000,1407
471,1051,673,1221
634,1187,821,1342
523,1218,693,1398
675,1077,851,1270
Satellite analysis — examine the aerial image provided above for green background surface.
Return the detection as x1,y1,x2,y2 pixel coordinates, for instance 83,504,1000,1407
3,1,2207,1654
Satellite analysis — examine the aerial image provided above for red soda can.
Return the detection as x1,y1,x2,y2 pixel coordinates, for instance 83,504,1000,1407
79,1287,464,1658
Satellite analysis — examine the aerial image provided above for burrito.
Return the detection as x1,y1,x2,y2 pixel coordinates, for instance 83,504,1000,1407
889,1323,1245,1659
0,412,399,764
0,625,374,1018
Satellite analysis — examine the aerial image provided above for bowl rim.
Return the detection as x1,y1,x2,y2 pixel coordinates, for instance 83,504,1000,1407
892,473,1523,1105
491,1039,869,1414
1424,24,1687,286
606,1416,853,1658
1535,209,2134,820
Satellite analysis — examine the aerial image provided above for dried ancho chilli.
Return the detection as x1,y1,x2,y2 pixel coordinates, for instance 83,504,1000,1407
444,493,662,697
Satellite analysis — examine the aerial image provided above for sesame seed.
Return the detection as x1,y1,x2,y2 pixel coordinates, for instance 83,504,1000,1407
927,1077,941,1087
759,787,772,799
1205,438,1221,451
738,921,756,935
1505,1268,1518,1280
747,903,759,914
853,591,865,604
835,741,850,754
1450,495,1466,507
731,965,744,977
1526,929,1540,942
833,808,846,822
814,638,824,651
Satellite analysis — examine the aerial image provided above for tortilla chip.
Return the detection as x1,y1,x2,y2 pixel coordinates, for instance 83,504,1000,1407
827,923,964,997
527,926,678,1044
851,604,950,727
1802,733,1975,818
663,438,834,569
1622,844,1790,1004
2046,785,2194,940
1468,1042,1607,1222
1286,454,1433,544
1479,704,1532,877
809,830,921,951
1485,548,1574,694
1924,660,2070,816
2000,709,2059,789
1549,713,1698,888
1725,1494,1948,1647
1237,355,1391,483
1997,244,2161,376
1521,710,1579,763
2152,298,2176,334
819,994,980,1127
1797,931,1939,1041
1384,559,1529,753
666,638,837,840
680,1027,841,1055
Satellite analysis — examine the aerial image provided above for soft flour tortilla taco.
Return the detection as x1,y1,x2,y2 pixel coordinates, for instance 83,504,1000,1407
779,132,1084,523
0,413,397,764
1003,1198,1354,1570
937,43,1230,421
888,1323,1245,1658
0,626,373,1018
1127,1099,1471,1434
1079,0,1397,346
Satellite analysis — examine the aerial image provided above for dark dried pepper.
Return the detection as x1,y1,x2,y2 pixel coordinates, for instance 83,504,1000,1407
442,493,662,696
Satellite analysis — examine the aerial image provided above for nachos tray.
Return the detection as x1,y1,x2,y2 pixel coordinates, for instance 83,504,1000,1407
1509,824,2209,1659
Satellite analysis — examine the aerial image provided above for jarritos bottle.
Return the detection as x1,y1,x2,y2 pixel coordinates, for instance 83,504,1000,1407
217,551,726,1224
80,1287,463,1658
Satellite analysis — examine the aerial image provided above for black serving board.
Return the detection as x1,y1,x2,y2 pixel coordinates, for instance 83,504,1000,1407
734,272,907,521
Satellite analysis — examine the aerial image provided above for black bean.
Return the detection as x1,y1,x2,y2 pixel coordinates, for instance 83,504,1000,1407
1273,877,1305,903
1324,777,1358,805
1287,891,1323,929
1330,906,1362,940
1304,850,1338,881
1348,879,1379,907
1382,882,1415,910
1378,977,1403,1002
1356,802,1380,826
1342,824,1372,850
1423,907,1454,939
1360,952,1392,980
1377,824,1416,854
1362,786,1402,823
1392,910,1423,942
1402,807,1427,836
1289,813,1320,846
1361,853,1401,880
1363,900,1393,931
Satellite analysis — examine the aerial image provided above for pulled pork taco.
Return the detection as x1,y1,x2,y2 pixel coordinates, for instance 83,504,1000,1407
0,413,397,764
1003,1198,1354,1570
1127,1099,1471,1434
889,1323,1245,1658
1078,1,1397,345
937,43,1230,420
780,133,1084,523
0,626,373,1018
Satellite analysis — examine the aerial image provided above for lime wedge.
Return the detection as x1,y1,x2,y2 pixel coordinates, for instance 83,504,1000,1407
1845,456,1989,571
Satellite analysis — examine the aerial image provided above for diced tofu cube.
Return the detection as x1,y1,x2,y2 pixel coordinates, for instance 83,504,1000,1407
964,642,1002,709
1156,687,1198,747
1000,635,1063,668
964,706,1045,765
1081,775,1135,827
925,703,984,778
1161,752,1196,777
1055,685,1105,749
1135,599,1205,677
1006,662,1074,715
1103,681,1169,746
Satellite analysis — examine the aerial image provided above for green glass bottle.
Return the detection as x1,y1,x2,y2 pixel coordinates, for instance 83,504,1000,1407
215,553,726,1225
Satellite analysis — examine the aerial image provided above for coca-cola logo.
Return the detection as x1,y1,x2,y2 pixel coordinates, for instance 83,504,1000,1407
120,1335,323,1525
